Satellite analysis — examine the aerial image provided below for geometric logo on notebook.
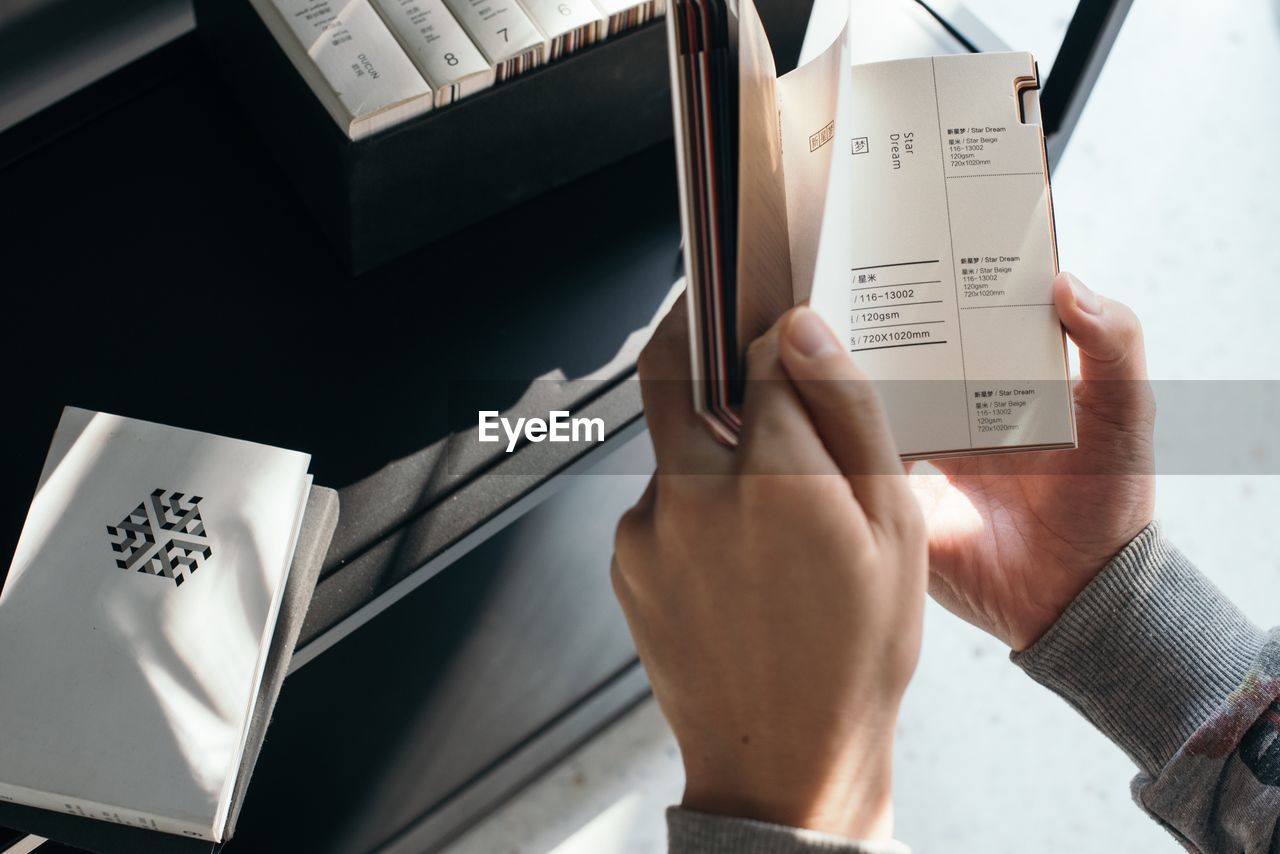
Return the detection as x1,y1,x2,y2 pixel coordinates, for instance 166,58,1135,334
105,489,212,588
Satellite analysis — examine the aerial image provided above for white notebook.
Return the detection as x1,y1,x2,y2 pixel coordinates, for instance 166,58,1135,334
249,0,435,139
0,407,313,842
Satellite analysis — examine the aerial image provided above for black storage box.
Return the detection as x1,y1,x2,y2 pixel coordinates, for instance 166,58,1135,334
194,0,812,274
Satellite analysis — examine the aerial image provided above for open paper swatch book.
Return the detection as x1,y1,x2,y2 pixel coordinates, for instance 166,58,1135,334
667,0,1077,458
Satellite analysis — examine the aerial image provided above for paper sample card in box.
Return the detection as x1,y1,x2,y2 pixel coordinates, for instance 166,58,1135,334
247,0,437,137
516,0,606,59
0,408,313,842
371,0,497,106
247,0,435,138
590,0,663,35
443,0,546,80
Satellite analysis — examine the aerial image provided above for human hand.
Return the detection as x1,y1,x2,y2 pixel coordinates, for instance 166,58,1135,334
912,272,1156,651
612,298,926,840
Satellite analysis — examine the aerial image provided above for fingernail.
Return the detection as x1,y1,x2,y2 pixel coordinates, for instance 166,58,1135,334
786,308,840,358
1065,272,1102,315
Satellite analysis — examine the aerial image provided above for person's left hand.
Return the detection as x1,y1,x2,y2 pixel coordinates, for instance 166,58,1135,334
612,297,926,841
911,272,1156,651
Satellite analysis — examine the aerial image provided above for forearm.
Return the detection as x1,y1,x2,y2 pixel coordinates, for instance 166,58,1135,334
1014,522,1280,852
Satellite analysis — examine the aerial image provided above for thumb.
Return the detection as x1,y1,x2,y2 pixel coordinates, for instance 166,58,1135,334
1053,271,1155,427
778,307,909,524
1053,272,1148,383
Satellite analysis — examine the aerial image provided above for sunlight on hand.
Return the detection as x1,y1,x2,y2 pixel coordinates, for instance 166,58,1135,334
907,463,983,538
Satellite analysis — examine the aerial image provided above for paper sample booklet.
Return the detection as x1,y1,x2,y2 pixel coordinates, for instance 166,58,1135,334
667,0,1076,458
0,408,313,842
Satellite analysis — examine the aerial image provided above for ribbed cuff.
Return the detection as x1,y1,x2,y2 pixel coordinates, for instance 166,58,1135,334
1012,521,1267,777
666,808,910,854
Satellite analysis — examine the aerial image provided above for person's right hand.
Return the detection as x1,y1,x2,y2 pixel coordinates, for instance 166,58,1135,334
613,299,926,841
912,272,1157,651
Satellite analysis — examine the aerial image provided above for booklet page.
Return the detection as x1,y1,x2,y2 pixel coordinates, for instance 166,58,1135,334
807,52,1075,457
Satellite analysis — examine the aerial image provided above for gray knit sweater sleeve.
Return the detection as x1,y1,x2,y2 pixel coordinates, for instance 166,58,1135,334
667,808,909,854
1013,521,1280,853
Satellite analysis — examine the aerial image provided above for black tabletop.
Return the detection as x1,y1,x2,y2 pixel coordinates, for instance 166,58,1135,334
0,36,680,639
